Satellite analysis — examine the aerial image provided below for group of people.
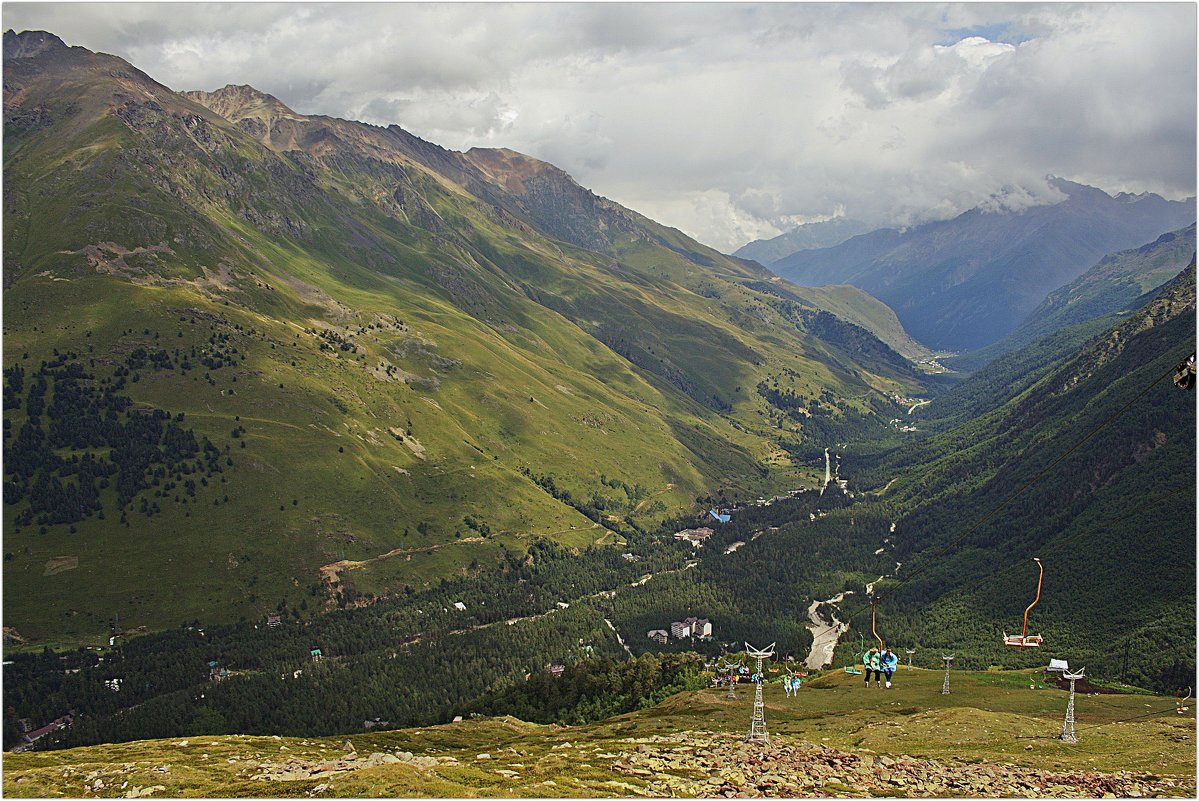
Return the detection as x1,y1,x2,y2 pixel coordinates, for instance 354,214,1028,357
712,666,804,695
863,646,898,688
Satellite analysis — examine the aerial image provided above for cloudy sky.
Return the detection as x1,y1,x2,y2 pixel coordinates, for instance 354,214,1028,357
5,2,1195,252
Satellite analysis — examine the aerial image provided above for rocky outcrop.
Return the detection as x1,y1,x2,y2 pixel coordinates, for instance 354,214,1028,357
250,749,453,782
3,30,68,60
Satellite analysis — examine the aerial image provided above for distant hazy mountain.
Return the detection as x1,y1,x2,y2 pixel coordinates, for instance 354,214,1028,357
951,224,1196,372
733,218,871,265
772,180,1196,351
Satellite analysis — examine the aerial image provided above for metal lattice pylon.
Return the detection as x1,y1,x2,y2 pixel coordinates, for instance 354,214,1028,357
744,642,775,743
906,648,916,670
1060,668,1084,743
722,663,739,699
941,655,954,695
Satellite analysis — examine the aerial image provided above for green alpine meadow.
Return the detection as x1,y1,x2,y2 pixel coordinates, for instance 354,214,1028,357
2,8,1195,798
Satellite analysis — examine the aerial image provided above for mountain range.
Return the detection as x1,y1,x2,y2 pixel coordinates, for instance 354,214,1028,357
948,223,1196,372
767,179,1194,352
2,30,927,644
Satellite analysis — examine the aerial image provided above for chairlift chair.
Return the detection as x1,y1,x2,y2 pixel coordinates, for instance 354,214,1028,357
1174,354,1196,391
1003,557,1045,648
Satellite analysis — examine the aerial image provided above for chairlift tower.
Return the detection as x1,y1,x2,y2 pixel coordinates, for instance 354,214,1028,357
1060,668,1084,744
906,648,916,670
941,655,954,695
744,642,775,743
722,663,740,699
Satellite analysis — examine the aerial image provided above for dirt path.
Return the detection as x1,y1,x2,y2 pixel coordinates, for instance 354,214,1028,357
319,537,487,593
633,482,676,514
543,521,601,538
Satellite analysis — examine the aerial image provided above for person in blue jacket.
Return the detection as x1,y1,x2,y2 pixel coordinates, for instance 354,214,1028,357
880,647,899,689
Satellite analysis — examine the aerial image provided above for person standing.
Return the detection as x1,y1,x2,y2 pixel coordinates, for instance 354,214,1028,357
881,647,898,689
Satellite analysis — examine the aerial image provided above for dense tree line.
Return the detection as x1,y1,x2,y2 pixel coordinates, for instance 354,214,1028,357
3,357,224,529
463,652,707,725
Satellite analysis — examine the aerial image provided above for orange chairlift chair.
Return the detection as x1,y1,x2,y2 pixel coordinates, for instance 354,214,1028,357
1003,557,1045,648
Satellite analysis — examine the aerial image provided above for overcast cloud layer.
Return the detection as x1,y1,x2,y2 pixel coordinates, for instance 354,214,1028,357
5,2,1195,252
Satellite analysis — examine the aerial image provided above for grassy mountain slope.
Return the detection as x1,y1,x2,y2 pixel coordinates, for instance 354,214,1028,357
950,225,1195,373
2,31,926,645
772,180,1195,351
4,669,1193,797
786,284,933,361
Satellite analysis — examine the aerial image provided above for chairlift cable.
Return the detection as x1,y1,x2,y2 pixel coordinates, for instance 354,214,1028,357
1012,705,1182,740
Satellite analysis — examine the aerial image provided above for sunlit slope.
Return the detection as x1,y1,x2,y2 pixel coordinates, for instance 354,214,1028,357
3,32,926,644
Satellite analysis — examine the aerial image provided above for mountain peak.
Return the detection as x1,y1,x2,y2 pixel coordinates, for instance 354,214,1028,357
3,29,68,60
183,83,300,124
463,147,572,194
1045,176,1113,201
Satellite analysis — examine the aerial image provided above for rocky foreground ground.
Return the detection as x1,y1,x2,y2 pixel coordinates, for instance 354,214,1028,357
611,731,1192,797
18,726,1189,798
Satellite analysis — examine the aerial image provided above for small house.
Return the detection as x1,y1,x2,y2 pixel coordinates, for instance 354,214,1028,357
310,647,323,662
647,629,669,644
266,613,282,627
21,713,74,746
547,663,565,677
207,660,229,682
453,602,467,611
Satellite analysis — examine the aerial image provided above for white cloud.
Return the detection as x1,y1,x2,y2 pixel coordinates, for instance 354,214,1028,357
3,2,1194,253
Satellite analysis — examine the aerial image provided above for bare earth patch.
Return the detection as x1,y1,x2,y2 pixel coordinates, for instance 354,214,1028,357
43,556,79,576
